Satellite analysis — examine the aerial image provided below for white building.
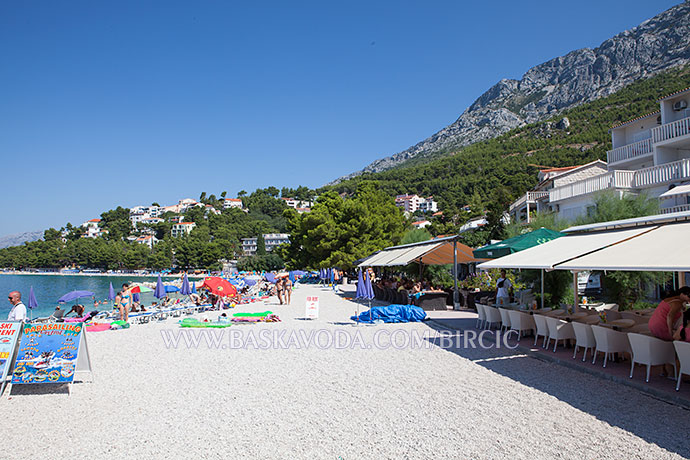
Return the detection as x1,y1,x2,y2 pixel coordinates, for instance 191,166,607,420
395,194,438,213
135,235,158,249
281,197,313,209
81,219,103,238
241,233,290,255
223,198,244,209
411,220,431,229
509,86,690,223
171,222,196,238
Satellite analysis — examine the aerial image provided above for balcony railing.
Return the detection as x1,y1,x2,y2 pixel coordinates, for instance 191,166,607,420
652,116,690,143
632,158,690,188
509,191,549,213
549,171,635,203
661,204,690,214
607,138,653,164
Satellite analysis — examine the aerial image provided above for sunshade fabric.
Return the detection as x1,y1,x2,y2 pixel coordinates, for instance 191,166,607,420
473,228,563,259
659,184,690,198
557,222,690,271
358,240,478,267
477,226,655,270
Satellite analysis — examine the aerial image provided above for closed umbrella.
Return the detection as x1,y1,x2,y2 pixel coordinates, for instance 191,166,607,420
154,274,166,299
108,282,116,301
191,282,197,294
28,286,38,321
180,273,192,296
132,292,140,303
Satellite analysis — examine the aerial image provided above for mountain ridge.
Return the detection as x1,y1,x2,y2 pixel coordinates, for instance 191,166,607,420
331,1,690,183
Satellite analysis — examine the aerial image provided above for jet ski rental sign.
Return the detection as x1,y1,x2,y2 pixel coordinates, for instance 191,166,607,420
0,322,21,383
12,323,84,385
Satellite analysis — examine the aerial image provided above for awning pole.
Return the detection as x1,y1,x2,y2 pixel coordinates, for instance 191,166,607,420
572,271,579,312
453,240,459,309
541,269,544,309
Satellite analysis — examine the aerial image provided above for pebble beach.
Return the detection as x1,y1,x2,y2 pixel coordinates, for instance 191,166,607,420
1,284,689,459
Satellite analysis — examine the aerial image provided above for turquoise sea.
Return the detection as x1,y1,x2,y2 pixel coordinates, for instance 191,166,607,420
0,274,193,319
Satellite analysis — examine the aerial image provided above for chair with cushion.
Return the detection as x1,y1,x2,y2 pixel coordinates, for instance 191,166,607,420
533,314,549,348
673,341,690,391
508,310,535,340
628,333,676,383
590,325,631,368
571,322,596,362
498,308,512,333
545,317,575,352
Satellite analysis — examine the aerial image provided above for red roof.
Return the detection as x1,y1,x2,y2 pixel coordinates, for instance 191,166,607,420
225,198,242,202
432,211,443,216
88,218,101,222
658,86,690,102
177,222,195,225
539,165,579,174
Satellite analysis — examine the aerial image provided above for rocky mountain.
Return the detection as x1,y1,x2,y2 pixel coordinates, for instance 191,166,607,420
0,231,43,249
333,1,690,183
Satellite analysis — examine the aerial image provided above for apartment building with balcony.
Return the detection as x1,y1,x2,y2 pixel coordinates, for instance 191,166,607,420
241,233,290,256
395,195,438,213
171,222,196,238
510,87,690,223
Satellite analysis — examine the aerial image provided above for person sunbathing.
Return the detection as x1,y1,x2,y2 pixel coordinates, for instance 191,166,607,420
65,304,85,317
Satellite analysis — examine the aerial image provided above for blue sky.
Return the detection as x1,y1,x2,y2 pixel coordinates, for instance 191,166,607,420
0,0,681,235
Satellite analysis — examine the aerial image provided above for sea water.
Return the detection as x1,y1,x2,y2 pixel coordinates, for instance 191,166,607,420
0,274,183,319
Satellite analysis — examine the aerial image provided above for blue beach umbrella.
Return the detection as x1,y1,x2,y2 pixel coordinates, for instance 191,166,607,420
364,271,374,300
355,269,365,299
154,275,166,299
191,282,197,294
132,292,140,303
28,286,38,309
108,282,116,301
165,285,180,293
180,273,192,296
289,271,296,283
58,290,95,303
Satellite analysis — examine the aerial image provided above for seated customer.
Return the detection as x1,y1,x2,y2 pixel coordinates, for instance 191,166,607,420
649,286,690,341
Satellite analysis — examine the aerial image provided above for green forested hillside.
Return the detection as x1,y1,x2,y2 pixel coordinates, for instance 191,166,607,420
325,65,690,216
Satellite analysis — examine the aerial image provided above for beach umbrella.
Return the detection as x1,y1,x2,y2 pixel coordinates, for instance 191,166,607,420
154,274,166,299
180,273,192,296
243,278,257,287
58,290,95,303
28,286,38,309
200,277,237,297
132,292,140,303
191,282,197,294
364,270,375,322
165,285,180,293
129,283,153,294
289,271,296,283
264,272,277,284
355,269,365,299
108,282,116,301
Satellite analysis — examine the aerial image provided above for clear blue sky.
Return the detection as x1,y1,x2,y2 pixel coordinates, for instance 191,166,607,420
0,0,681,235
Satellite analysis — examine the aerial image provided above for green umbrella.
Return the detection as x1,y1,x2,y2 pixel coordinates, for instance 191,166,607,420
473,228,563,259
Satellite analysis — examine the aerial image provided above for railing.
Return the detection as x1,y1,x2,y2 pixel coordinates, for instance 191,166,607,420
549,171,635,202
652,116,690,143
509,191,549,213
661,204,690,214
607,138,652,164
632,158,690,188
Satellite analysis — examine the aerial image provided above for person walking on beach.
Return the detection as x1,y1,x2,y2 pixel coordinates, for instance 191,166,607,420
275,278,284,305
283,276,292,305
7,291,27,322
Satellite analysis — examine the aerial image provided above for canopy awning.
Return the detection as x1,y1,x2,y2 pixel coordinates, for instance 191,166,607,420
557,222,690,271
477,226,656,270
358,236,480,267
473,228,563,259
659,184,690,199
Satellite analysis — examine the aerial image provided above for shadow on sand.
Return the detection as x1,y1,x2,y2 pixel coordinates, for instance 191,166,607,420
423,319,690,458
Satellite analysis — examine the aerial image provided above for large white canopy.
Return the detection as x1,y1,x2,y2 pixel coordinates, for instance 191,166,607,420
557,221,690,271
477,226,656,270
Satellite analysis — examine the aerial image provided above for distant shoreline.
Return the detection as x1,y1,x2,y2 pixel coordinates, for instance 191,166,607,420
0,271,203,279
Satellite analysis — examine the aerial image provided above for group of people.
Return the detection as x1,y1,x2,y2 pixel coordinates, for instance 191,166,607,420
274,276,293,305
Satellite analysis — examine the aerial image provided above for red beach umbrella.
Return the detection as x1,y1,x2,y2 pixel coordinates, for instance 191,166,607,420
200,277,237,297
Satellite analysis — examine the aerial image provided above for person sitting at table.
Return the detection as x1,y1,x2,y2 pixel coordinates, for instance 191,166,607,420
673,305,690,342
649,286,690,341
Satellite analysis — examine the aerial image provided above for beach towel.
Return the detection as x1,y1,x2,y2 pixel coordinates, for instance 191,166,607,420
350,304,427,324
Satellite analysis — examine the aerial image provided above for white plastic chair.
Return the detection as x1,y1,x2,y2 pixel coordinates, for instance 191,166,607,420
508,310,535,340
483,306,502,330
571,322,596,362
545,317,575,352
628,333,676,383
673,341,690,391
498,308,512,333
590,325,631,368
533,314,549,348
475,304,487,329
